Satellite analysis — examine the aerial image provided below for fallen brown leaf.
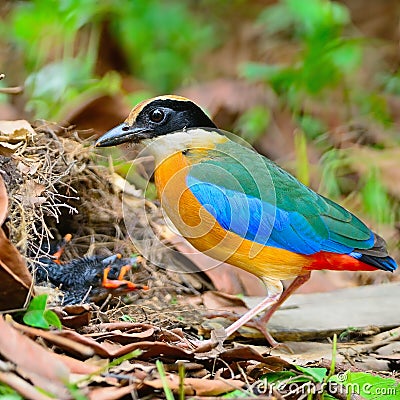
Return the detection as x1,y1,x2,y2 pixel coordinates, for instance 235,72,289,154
53,329,195,359
9,320,95,358
221,346,288,366
14,180,46,206
0,174,33,311
85,322,156,344
87,384,137,400
0,120,36,156
0,226,33,311
0,316,70,398
202,291,249,314
54,304,92,329
144,375,245,396
53,353,101,375
0,371,54,400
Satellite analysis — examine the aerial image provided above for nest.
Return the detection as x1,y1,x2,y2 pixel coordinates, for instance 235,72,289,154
3,124,124,261
1,122,212,317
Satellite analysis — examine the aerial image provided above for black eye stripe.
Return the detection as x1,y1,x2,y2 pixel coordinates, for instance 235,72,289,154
150,109,165,123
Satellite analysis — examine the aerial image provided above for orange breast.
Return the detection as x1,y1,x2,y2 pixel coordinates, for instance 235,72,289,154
154,151,311,281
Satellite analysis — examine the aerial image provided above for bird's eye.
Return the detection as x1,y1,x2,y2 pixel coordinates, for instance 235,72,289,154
149,109,165,123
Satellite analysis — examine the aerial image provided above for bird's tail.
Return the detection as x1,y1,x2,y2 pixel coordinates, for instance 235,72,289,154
351,233,397,272
354,253,397,272
308,233,398,272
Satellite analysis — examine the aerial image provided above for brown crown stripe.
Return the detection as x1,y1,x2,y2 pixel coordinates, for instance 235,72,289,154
126,95,191,125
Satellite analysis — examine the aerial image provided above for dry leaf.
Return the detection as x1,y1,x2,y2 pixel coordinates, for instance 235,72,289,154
144,375,245,396
53,304,92,329
52,330,194,359
0,316,70,398
10,320,95,357
0,227,33,311
87,384,137,400
53,353,101,375
86,323,156,344
14,180,46,206
0,172,33,311
202,291,249,314
0,371,53,400
0,120,36,155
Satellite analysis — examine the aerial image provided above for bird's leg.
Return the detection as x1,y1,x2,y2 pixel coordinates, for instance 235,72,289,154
117,265,132,280
194,279,284,353
224,279,283,338
52,233,72,264
253,272,311,346
199,274,311,348
102,265,136,290
102,266,112,287
102,262,148,291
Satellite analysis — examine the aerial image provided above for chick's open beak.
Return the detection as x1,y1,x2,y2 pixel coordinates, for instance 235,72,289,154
95,123,153,147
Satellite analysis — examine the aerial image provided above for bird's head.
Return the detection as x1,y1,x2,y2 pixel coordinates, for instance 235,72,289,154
95,95,217,148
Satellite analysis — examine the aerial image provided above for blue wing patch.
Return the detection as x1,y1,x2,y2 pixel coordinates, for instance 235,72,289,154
187,175,362,256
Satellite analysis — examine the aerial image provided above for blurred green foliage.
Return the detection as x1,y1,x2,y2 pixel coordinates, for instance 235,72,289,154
235,106,271,144
0,383,23,400
4,0,216,119
8,0,106,119
110,0,215,92
1,0,399,225
240,0,398,225
360,167,395,225
241,0,390,137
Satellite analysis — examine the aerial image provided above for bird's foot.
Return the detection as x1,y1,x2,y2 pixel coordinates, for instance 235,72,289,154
250,317,293,352
189,326,227,356
51,233,72,264
201,311,282,347
101,265,148,291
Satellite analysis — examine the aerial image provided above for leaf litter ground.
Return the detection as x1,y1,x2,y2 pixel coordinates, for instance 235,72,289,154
0,123,399,399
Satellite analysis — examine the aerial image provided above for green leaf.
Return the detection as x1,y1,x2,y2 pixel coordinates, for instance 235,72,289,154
120,315,135,322
111,0,216,92
222,389,249,398
261,371,308,385
322,395,339,400
23,294,62,330
23,309,50,329
361,167,394,225
294,366,327,383
25,293,48,312
44,310,62,330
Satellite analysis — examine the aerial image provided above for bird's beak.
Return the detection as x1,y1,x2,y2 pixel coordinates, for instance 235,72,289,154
95,123,153,147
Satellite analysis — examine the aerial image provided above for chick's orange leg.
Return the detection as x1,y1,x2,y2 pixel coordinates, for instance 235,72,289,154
52,233,72,264
102,265,139,290
117,265,132,280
